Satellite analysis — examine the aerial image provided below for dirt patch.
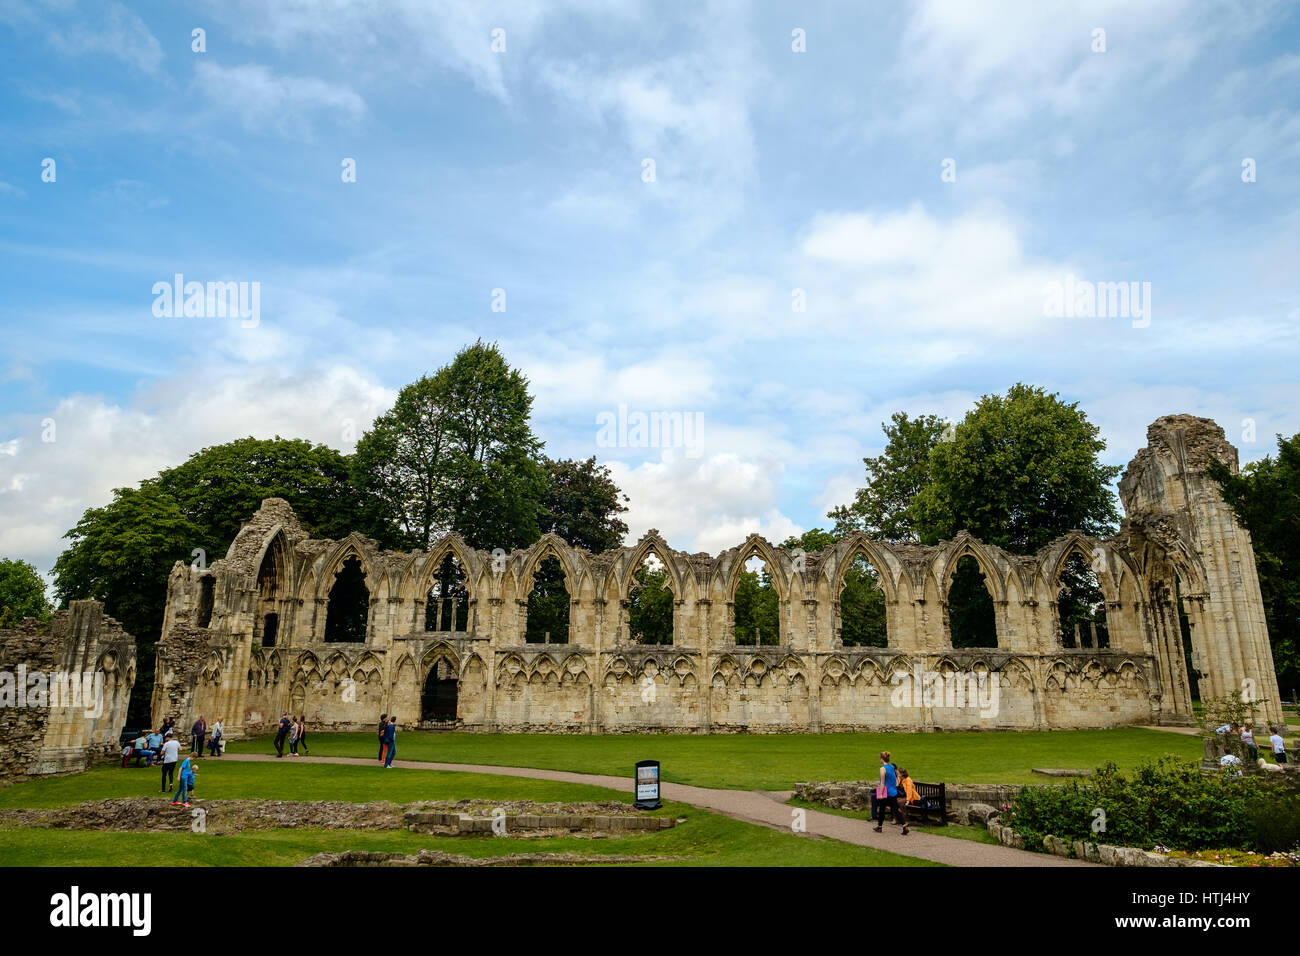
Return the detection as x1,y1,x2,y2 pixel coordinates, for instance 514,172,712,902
0,797,673,837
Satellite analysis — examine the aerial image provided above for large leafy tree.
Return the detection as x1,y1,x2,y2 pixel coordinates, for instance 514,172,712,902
1207,432,1300,692
912,384,1121,552
540,456,629,553
352,340,545,551
829,413,949,539
0,557,54,627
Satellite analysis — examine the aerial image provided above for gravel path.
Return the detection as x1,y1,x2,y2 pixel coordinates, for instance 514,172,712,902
221,752,1091,867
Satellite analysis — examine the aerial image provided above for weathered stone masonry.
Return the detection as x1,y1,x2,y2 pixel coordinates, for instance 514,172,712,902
0,601,136,777
152,415,1283,736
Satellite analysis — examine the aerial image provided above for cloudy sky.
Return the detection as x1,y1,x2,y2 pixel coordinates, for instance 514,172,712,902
2,0,1298,582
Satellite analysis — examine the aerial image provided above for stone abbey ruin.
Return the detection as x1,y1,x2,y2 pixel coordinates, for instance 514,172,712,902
149,415,1281,737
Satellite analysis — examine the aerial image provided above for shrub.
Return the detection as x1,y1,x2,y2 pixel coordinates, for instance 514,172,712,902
1007,757,1260,852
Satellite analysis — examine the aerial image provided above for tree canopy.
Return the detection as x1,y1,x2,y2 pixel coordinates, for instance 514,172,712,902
0,558,53,627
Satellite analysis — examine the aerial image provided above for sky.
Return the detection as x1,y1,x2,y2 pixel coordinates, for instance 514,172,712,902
1,0,1299,585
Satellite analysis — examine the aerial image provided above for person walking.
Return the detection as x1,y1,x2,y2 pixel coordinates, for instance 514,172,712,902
871,750,909,836
1269,727,1288,764
191,715,207,758
383,716,397,768
159,732,180,793
171,751,198,807
288,717,300,756
273,712,291,757
207,718,223,757
296,716,309,756
378,714,388,763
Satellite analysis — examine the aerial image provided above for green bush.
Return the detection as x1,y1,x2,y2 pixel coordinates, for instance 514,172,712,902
1004,757,1279,853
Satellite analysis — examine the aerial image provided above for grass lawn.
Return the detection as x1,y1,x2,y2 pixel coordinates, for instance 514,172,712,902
0,762,935,867
237,727,1204,790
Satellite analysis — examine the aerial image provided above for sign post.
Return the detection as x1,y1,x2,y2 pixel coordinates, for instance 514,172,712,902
634,759,661,810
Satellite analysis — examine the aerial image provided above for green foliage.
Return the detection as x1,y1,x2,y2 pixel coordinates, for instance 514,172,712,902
829,413,949,539
913,384,1121,553
1057,551,1108,646
947,557,997,648
1005,757,1300,853
628,564,674,644
525,557,570,644
734,565,779,645
150,436,394,549
540,456,629,553
1207,432,1300,693
323,556,369,643
839,555,887,647
352,340,544,551
1200,694,1272,736
0,557,53,626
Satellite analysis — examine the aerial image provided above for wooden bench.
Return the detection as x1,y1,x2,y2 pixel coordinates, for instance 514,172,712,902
870,781,947,825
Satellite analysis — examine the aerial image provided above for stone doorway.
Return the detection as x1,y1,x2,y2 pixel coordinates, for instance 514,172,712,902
421,660,459,725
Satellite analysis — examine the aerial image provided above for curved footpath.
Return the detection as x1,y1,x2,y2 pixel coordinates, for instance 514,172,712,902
220,753,1089,867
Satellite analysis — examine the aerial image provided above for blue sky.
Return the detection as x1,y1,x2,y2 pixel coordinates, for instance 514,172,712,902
2,0,1299,581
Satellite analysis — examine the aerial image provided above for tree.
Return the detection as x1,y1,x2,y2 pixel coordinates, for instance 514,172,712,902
540,456,630,553
829,413,949,539
733,560,779,645
1207,432,1300,693
0,558,53,627
352,340,544,551
151,436,394,552
628,563,673,644
912,384,1121,553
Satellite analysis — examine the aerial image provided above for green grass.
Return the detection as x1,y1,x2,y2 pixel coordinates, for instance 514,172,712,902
239,727,1204,790
785,797,999,845
0,763,935,867
0,761,625,809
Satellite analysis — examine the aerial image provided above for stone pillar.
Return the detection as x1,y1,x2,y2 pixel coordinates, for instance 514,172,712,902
1120,415,1282,724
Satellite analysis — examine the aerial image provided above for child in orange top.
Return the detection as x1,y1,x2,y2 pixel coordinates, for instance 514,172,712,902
898,768,921,806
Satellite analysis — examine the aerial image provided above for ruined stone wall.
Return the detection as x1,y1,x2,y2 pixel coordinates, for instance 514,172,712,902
152,414,1280,736
1,601,136,777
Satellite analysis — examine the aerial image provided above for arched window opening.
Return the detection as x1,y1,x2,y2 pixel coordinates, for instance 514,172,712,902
839,553,887,647
324,555,369,643
628,552,673,645
197,575,215,629
425,553,470,633
1058,551,1109,649
947,555,997,648
1176,575,1200,700
525,555,570,644
733,552,779,646
253,536,284,647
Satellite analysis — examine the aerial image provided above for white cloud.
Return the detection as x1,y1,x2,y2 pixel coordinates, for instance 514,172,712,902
193,62,365,137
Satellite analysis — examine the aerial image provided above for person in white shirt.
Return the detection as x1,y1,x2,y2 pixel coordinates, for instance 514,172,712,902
1241,726,1258,761
159,733,182,792
1269,727,1287,764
